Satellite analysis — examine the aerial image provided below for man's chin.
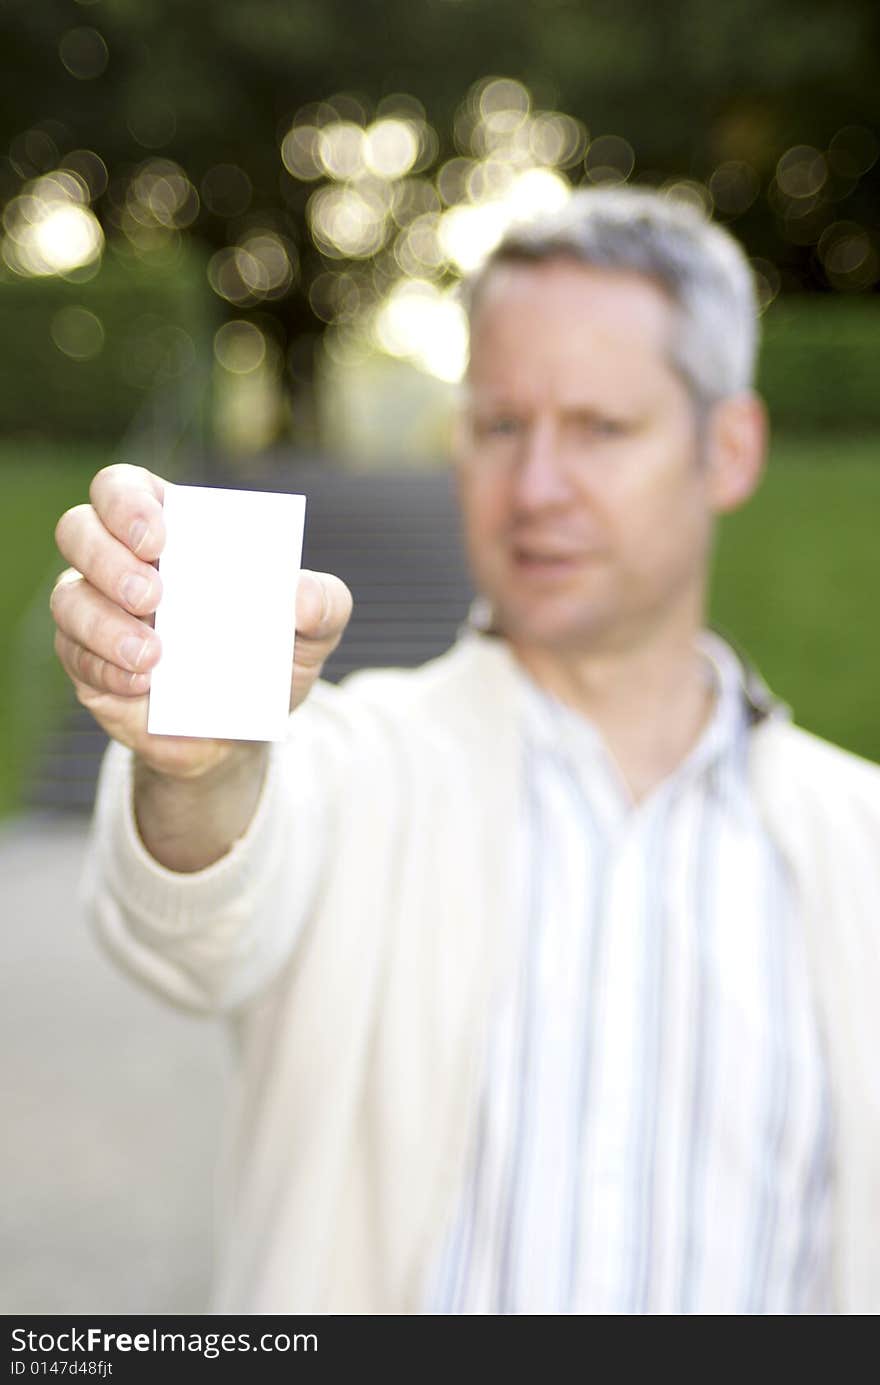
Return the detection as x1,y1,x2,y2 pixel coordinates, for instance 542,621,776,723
490,599,612,653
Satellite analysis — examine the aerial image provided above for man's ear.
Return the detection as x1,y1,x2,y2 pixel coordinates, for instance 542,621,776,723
705,391,768,515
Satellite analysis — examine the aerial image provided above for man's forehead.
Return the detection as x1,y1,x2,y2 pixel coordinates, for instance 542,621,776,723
470,257,674,327
465,258,677,397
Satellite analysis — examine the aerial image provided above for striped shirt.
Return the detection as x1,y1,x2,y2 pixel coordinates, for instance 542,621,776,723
423,633,833,1314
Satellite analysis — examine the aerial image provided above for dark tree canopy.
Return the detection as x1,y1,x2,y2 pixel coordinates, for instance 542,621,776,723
1,0,878,399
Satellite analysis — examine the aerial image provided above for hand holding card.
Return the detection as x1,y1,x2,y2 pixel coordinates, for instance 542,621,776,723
53,461,352,838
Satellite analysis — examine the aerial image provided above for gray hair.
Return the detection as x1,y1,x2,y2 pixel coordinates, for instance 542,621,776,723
464,187,760,407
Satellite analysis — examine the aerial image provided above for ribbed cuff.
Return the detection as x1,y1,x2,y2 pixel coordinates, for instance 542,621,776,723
95,736,289,935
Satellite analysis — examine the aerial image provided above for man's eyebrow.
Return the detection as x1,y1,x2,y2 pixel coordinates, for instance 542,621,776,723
560,404,621,418
464,394,525,412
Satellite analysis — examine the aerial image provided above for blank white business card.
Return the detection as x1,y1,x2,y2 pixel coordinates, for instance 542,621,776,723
147,483,306,741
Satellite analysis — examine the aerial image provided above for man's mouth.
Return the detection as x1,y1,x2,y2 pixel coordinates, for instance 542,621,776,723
511,546,590,573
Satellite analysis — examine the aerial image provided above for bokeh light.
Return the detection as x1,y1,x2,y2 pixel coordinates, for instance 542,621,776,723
117,159,198,255
9,61,868,412
276,78,662,380
529,113,588,169
438,201,509,274
818,221,879,291
307,183,389,259
435,158,472,206
208,230,297,305
129,160,199,229
390,177,441,226
50,305,105,359
364,120,420,179
214,320,267,374
709,161,759,216
213,320,283,453
2,170,104,276
309,270,363,324
373,279,468,382
661,179,713,216
280,124,324,182
318,122,366,181
750,257,781,312
58,27,108,81
61,149,109,200
9,128,59,178
776,145,828,200
394,212,446,278
585,134,635,184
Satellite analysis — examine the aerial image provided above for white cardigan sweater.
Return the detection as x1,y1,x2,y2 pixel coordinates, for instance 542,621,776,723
85,632,880,1315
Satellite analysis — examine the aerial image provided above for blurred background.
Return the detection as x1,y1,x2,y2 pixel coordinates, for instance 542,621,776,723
1,0,878,1314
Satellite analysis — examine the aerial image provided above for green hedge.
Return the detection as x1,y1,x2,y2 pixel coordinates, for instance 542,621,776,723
757,296,880,435
0,244,216,445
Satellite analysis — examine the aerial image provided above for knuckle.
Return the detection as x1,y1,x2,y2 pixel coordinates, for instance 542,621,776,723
90,465,164,554
91,462,158,504
73,677,97,711
91,462,128,494
99,489,123,529
96,654,117,692
103,490,137,543
73,642,90,680
78,600,106,654
78,646,106,689
55,632,86,688
294,639,323,671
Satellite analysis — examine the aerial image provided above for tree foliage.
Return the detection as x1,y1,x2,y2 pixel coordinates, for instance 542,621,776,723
1,0,878,394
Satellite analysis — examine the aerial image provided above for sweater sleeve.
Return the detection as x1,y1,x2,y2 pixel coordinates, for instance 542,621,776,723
81,695,338,1015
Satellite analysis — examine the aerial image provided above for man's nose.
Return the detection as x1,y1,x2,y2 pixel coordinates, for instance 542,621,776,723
512,419,576,510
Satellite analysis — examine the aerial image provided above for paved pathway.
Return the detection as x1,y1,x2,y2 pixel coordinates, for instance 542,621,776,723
1,816,227,1314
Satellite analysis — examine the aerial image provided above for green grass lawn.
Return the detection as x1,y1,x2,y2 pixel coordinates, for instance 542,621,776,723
710,434,880,764
0,444,113,816
1,434,878,818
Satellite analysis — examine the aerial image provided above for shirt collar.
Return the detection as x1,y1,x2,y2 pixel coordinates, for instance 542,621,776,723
505,625,779,813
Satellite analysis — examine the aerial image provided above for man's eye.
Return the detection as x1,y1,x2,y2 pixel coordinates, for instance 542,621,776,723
479,417,520,437
567,416,628,440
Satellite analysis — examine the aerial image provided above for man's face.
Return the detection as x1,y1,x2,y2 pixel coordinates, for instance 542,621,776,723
455,259,720,656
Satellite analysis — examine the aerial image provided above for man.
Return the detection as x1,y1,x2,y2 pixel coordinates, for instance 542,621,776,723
52,188,880,1315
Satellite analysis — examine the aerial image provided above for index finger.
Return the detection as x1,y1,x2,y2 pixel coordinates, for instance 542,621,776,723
89,464,167,562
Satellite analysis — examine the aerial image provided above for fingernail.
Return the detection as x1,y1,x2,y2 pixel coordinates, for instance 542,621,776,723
130,520,150,555
121,573,152,608
120,635,150,670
